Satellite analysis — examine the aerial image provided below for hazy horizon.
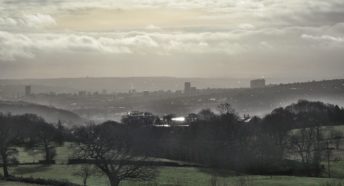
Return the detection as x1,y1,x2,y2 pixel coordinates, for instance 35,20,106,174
1,74,344,88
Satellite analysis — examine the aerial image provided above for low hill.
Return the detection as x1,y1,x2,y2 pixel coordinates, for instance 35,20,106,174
0,100,84,126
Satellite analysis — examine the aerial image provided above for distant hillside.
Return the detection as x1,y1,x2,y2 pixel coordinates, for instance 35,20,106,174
0,101,84,126
145,79,344,116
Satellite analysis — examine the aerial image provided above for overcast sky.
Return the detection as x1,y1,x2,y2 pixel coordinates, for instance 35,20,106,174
0,0,343,80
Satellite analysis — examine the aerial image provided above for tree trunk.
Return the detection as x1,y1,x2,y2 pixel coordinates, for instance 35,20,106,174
108,176,120,186
1,150,9,178
44,142,50,164
83,177,87,186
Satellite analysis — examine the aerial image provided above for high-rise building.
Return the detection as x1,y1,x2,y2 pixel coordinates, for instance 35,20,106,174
102,89,107,95
184,82,197,95
250,79,266,88
184,82,191,93
25,85,31,96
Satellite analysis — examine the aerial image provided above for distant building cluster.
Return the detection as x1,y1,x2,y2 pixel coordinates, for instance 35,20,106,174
25,85,32,96
18,80,265,100
124,111,189,127
127,111,154,118
128,89,137,94
184,82,197,95
250,79,266,88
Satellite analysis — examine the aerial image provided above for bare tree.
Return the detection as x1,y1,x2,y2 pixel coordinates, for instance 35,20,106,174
324,140,335,178
73,165,96,186
330,129,343,150
288,127,322,176
73,123,157,186
0,114,20,177
26,121,62,165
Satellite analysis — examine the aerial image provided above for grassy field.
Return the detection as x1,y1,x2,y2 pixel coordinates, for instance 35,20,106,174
0,181,42,186
1,141,344,185
1,165,344,186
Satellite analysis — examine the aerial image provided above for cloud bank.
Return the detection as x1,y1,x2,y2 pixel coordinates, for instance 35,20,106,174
0,0,343,79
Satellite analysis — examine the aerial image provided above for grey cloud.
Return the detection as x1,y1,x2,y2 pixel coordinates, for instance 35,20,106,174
2,22,344,61
302,34,344,42
0,31,245,61
0,14,56,31
1,0,344,79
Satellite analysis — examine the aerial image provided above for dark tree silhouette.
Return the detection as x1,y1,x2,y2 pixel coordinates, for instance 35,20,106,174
217,103,236,115
0,114,40,177
197,109,216,121
0,114,19,177
29,121,63,164
73,123,157,186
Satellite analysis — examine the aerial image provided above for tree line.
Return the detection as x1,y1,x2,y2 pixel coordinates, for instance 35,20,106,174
1,100,344,186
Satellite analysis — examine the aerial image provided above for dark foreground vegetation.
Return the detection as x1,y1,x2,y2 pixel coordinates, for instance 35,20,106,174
1,100,344,186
